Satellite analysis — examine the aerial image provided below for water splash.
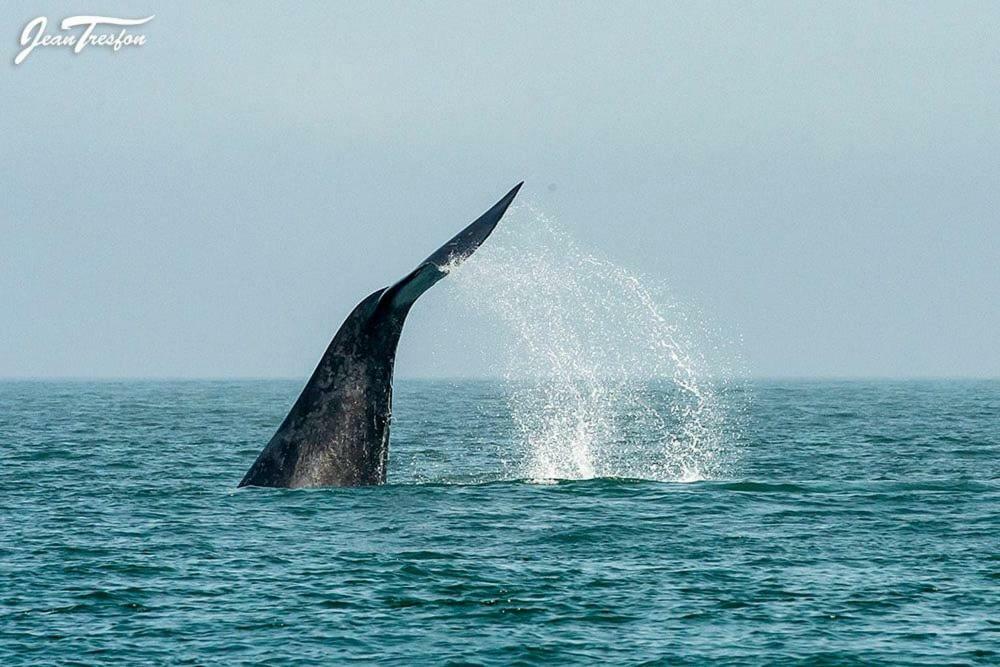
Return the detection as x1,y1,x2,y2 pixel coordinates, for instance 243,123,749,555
447,204,747,482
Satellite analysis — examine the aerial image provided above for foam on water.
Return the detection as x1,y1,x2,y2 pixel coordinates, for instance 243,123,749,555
447,204,747,482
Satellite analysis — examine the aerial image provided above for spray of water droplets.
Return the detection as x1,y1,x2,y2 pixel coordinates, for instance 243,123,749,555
445,204,748,483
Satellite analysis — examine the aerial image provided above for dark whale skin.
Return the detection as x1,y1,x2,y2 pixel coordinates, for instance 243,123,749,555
238,183,522,488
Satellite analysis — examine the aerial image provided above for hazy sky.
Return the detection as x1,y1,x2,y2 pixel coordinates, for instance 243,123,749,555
2,1,998,378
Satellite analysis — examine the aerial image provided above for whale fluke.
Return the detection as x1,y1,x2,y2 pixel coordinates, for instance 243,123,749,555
238,182,522,488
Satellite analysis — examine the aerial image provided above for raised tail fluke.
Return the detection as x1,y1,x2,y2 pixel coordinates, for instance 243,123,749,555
423,181,523,268
382,181,523,309
238,182,523,488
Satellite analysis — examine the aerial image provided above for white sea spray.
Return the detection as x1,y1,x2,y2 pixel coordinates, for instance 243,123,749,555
446,204,748,482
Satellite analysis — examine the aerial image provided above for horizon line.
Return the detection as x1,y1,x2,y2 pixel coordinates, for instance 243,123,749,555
0,374,998,382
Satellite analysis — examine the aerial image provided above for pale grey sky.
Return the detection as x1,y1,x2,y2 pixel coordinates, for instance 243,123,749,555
2,1,998,378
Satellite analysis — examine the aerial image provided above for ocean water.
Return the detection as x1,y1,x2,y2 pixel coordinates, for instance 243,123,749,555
0,379,997,665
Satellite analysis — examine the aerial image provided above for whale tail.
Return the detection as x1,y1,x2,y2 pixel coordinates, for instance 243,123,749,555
238,182,523,488
381,182,522,310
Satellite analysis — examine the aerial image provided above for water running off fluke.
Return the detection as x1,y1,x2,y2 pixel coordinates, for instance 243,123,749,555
447,204,748,482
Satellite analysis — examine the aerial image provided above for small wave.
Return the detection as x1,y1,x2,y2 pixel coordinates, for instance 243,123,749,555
716,481,814,494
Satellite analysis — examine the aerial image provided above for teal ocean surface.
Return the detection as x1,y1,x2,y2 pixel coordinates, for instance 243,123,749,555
1,379,997,665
